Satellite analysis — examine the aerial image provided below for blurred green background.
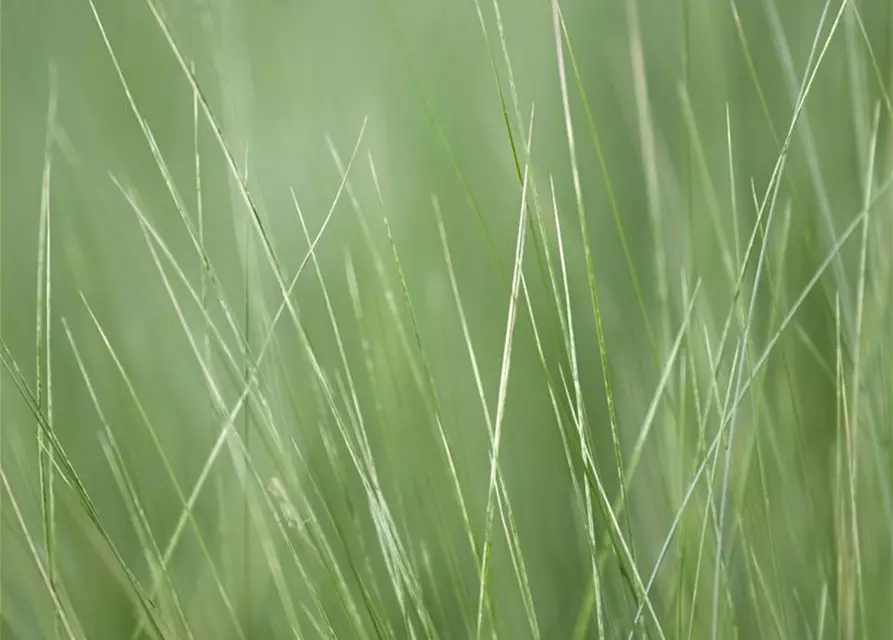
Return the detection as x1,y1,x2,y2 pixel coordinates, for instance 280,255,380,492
3,0,893,637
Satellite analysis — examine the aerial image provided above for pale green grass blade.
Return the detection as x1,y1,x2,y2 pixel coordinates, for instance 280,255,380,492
370,0,506,279
623,283,703,636
475,106,536,640
0,342,169,639
354,149,500,632
190,52,234,604
117,183,343,638
684,335,743,640
762,0,855,330
712,5,850,635
139,0,281,282
732,169,893,421
835,293,849,638
726,105,742,270
843,3,870,170
341,255,435,640
0,466,81,640
559,1,662,362
624,0,674,354
111,110,367,540
678,89,737,284
294,189,439,639
626,283,702,485
548,188,670,634
845,102,881,639
547,177,584,508
80,294,247,640
99,432,195,640
35,63,59,639
292,426,391,639
292,192,380,495
552,6,646,632
382,212,483,597
435,196,540,640
846,2,893,122
240,212,254,635
266,477,339,640
63,318,194,639
123,115,400,636
471,0,575,364
730,0,846,348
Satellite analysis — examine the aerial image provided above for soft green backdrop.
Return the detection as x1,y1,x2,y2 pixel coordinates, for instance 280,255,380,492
3,0,893,637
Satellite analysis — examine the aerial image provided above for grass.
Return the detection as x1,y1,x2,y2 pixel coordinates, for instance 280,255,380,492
3,0,893,637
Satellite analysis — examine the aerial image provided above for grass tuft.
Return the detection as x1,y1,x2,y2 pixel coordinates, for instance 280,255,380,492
4,0,893,637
